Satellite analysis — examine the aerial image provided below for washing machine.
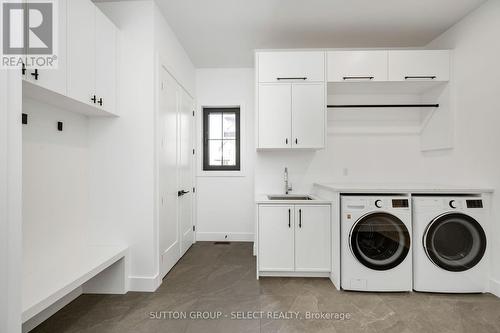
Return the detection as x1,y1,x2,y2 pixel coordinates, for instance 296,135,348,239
341,195,412,292
413,196,489,293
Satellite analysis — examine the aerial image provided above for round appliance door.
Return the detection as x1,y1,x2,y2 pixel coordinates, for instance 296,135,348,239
424,213,486,272
350,212,411,271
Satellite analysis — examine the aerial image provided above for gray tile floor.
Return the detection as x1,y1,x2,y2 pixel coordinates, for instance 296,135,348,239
32,242,500,333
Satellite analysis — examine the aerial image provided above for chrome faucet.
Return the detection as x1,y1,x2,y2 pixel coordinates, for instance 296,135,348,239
284,167,293,195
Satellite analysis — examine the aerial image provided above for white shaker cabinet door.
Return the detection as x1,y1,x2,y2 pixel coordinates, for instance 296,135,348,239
258,206,295,271
327,51,388,82
258,84,292,149
294,205,331,272
388,50,450,82
95,7,117,115
67,0,96,106
291,83,325,149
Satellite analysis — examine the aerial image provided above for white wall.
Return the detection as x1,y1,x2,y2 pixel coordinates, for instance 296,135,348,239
23,98,90,273
93,0,195,290
154,1,196,96
90,1,156,290
0,70,22,333
425,0,500,295
195,68,256,241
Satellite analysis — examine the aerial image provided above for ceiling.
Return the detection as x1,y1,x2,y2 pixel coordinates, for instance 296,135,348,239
154,0,486,68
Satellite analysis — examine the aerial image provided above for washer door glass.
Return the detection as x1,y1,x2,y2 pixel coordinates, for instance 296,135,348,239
350,213,411,271
424,213,486,272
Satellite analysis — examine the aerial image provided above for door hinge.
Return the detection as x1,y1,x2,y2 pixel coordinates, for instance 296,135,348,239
193,225,196,231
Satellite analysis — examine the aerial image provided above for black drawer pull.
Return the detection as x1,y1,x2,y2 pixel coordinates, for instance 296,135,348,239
343,76,374,80
404,76,436,80
288,209,291,228
276,77,307,81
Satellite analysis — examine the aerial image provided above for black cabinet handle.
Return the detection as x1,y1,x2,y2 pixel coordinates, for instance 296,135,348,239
178,190,190,197
276,77,307,81
343,76,374,80
295,139,298,145
404,76,436,80
91,95,97,104
299,209,302,228
30,69,39,80
288,209,291,228
285,138,288,145
22,63,26,75
98,98,103,106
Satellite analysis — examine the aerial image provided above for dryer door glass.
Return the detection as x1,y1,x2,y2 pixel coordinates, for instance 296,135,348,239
350,213,411,271
424,213,486,272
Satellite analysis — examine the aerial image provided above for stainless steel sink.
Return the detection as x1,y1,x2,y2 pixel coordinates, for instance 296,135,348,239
267,195,313,201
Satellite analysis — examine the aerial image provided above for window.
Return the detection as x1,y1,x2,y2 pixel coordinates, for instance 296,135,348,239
203,107,240,171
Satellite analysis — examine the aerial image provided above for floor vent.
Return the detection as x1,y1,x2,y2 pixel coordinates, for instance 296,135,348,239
214,241,231,245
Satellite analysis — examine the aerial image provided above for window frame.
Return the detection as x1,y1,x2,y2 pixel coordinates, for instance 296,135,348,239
202,107,241,171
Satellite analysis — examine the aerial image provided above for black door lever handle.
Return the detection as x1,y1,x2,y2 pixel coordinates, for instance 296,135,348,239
178,190,190,197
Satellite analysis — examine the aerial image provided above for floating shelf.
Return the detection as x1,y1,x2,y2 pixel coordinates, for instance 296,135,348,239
328,104,439,108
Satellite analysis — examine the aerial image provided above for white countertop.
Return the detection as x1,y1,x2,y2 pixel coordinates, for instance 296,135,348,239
313,182,494,194
255,194,333,204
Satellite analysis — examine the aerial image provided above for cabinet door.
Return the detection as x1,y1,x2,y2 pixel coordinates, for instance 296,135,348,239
258,206,294,271
24,0,67,95
258,51,325,83
388,50,450,82
295,205,331,272
327,51,388,82
291,83,325,149
258,84,292,149
67,0,96,106
95,7,117,114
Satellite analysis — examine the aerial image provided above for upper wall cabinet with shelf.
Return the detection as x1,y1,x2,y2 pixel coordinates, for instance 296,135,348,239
256,51,326,150
327,51,388,82
23,0,119,117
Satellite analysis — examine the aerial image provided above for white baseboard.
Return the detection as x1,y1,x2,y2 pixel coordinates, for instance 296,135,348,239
196,232,254,242
490,279,500,297
128,274,161,292
23,287,82,333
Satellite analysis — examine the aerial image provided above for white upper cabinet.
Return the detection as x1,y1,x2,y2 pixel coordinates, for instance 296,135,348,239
67,0,118,115
291,83,325,149
327,51,388,82
258,84,292,149
23,0,67,95
95,7,118,115
388,50,450,82
258,51,325,83
256,51,326,150
67,0,96,107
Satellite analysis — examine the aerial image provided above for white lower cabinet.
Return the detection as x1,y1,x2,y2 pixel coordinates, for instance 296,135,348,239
258,204,331,274
258,205,295,271
294,205,331,272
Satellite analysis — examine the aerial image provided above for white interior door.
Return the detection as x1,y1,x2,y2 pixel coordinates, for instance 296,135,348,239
159,67,180,278
178,89,194,257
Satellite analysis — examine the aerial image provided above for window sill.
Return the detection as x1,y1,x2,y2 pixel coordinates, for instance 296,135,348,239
197,170,246,178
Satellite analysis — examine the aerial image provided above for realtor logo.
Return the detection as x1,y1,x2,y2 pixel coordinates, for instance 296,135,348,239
1,0,58,68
